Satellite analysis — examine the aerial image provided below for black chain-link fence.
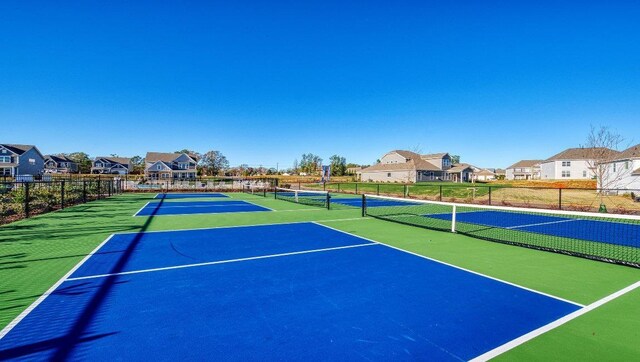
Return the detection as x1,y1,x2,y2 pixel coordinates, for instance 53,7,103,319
0,179,124,225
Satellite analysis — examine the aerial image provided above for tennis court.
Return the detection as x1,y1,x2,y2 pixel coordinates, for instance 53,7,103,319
134,200,272,216
154,192,229,199
0,222,580,360
1,191,640,360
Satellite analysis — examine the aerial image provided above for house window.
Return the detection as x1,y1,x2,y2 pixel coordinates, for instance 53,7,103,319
562,161,571,167
613,163,616,172
156,164,163,170
0,156,10,163
0,168,10,176
95,162,102,168
29,158,36,165
443,158,451,167
625,161,629,169
387,173,391,177
561,171,571,178
582,170,587,177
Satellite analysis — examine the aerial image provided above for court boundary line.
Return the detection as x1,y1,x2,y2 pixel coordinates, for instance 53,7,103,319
469,280,640,361
116,218,370,235
0,235,116,340
139,202,263,209
312,222,585,307
506,218,579,230
153,193,229,199
65,243,376,281
132,202,151,217
133,205,274,217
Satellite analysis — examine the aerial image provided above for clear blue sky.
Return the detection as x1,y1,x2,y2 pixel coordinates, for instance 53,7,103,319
2,1,639,169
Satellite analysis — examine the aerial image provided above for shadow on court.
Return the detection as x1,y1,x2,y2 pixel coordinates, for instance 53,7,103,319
0,195,166,360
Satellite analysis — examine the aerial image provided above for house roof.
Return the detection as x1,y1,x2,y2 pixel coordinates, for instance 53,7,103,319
95,156,131,165
633,168,640,175
420,153,448,159
494,168,506,174
360,158,440,173
1,144,35,155
544,147,619,162
45,155,75,163
506,160,542,169
615,144,640,160
388,150,421,160
448,164,474,172
146,152,198,163
476,169,496,176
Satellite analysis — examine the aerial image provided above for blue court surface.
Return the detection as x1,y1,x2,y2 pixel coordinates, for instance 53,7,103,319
428,210,640,247
0,222,581,361
135,200,271,216
155,192,228,199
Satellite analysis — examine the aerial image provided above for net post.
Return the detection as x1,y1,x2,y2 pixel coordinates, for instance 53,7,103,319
451,205,457,233
326,192,330,210
274,186,277,199
361,194,366,217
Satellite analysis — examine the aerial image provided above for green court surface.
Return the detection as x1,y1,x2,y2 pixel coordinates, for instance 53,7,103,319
1,192,639,360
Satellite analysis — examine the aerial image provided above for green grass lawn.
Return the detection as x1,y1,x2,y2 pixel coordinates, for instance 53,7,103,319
1,192,639,359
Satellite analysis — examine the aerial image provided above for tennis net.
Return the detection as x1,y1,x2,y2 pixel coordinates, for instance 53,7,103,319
363,194,640,268
243,184,267,197
274,187,330,209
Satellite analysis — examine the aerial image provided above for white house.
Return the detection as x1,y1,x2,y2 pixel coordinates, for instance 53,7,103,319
357,150,473,183
540,147,618,180
598,144,640,190
505,160,542,180
474,169,496,181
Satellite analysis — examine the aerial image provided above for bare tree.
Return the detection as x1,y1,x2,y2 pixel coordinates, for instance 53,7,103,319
582,126,626,189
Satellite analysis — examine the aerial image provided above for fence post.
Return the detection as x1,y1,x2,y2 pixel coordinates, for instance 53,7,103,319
377,184,380,196
323,182,326,191
439,185,443,201
24,182,30,218
61,180,65,209
403,184,408,198
83,181,87,203
488,186,492,205
355,183,358,195
97,178,102,200
558,188,562,210
361,194,366,217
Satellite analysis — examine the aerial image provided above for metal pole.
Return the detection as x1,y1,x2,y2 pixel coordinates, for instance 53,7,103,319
361,194,366,217
355,182,358,195
488,186,492,205
83,180,87,203
326,192,330,210
558,189,562,210
61,180,65,209
24,182,30,218
451,205,457,232
439,185,443,201
377,184,380,196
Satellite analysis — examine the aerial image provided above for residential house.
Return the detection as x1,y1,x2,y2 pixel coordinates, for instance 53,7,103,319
0,144,45,177
145,152,198,180
91,156,132,175
44,155,78,174
598,144,640,190
494,168,506,179
474,169,496,181
540,147,619,180
505,160,542,180
357,150,474,183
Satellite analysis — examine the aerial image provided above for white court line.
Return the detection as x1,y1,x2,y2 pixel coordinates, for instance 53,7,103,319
65,243,376,282
469,281,640,361
132,202,151,217
134,208,273,217
0,235,116,340
144,202,258,209
116,218,370,235
506,218,580,230
242,200,275,211
312,222,585,308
